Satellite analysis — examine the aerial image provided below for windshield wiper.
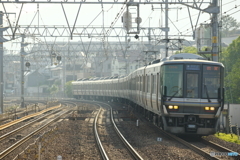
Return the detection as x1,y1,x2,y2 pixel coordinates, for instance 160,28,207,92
204,85,211,102
168,88,181,101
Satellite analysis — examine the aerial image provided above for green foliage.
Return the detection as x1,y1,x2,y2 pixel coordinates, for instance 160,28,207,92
175,46,197,54
222,36,240,71
65,81,73,98
49,84,59,95
221,15,240,37
220,36,240,103
225,59,240,103
214,133,240,144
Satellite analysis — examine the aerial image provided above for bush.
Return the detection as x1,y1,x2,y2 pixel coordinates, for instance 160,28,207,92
215,132,240,144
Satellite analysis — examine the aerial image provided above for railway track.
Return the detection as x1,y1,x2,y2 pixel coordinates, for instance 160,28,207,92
0,106,62,142
0,101,56,126
0,103,71,160
156,120,239,159
90,101,144,160
0,104,61,131
3,99,238,159
140,109,239,159
93,107,109,160
167,130,214,159
188,137,240,160
110,102,240,160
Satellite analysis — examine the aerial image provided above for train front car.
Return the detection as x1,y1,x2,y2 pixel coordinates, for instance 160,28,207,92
161,54,224,135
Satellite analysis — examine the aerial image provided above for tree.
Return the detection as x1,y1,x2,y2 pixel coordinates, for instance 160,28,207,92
221,15,240,37
225,59,240,103
49,84,59,96
175,46,197,54
65,81,73,98
220,36,240,103
221,36,240,72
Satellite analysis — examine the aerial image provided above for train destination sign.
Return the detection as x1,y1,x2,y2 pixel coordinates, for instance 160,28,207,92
186,65,200,70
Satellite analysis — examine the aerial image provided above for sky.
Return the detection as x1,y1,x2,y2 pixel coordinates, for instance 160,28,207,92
0,0,240,53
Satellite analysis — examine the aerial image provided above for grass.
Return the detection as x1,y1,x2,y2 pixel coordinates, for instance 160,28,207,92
215,132,240,144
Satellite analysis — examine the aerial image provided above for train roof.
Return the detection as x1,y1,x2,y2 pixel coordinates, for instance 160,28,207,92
162,59,224,67
147,53,223,67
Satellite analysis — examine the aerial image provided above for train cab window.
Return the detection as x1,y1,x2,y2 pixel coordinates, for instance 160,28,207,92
202,65,221,98
186,73,199,98
162,64,183,97
185,65,200,98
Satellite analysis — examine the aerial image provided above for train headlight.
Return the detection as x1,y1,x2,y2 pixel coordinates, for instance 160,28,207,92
168,105,179,110
210,107,215,111
173,105,179,109
205,107,215,111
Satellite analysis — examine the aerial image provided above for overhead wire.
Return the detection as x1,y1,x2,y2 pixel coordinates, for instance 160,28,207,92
2,1,240,68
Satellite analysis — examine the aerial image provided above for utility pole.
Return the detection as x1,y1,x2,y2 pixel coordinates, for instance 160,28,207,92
211,0,219,62
165,0,169,58
0,11,8,114
0,12,3,114
20,34,28,108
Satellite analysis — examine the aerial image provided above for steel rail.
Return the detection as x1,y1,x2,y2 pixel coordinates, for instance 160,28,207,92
201,138,240,159
157,128,221,160
0,109,70,159
0,104,61,131
93,107,109,160
109,107,144,160
0,108,62,141
81,100,143,160
91,101,144,160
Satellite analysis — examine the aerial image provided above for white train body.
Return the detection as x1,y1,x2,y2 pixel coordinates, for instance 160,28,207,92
72,53,224,135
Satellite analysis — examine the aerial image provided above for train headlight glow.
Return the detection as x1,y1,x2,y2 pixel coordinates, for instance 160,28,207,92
168,105,173,109
205,107,210,110
168,105,179,110
210,107,215,111
173,105,179,109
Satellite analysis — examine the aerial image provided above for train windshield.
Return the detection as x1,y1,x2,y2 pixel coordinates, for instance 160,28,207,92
202,65,221,98
162,64,183,97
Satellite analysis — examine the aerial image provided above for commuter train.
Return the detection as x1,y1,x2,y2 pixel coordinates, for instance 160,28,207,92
72,53,224,135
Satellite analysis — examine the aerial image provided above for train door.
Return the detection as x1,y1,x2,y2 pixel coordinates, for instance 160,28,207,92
185,72,200,98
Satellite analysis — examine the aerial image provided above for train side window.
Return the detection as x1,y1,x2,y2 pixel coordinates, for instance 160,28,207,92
151,74,155,94
135,77,137,90
140,76,142,91
137,77,140,91
146,75,148,92
155,75,157,94
142,76,144,92
147,75,150,93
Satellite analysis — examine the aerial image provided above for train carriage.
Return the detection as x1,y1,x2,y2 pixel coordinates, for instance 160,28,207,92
72,53,224,135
